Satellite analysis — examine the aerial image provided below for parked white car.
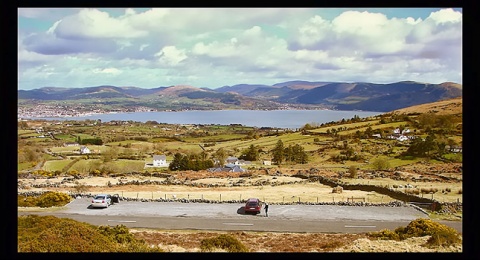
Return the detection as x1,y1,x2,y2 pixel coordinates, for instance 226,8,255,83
91,194,112,208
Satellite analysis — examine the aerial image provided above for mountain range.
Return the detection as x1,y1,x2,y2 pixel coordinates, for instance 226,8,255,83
18,80,462,112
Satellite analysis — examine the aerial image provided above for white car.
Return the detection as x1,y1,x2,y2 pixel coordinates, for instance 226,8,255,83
91,194,112,208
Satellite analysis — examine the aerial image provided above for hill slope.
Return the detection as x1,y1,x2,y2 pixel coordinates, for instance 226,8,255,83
390,96,462,115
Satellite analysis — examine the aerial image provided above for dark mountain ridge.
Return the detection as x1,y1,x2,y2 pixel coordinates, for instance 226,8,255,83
18,80,462,112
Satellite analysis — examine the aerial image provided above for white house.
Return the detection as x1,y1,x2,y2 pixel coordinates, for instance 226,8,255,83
79,146,91,154
153,155,169,167
226,156,239,165
208,164,246,173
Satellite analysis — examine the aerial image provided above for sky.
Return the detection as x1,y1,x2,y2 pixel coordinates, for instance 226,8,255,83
17,8,462,90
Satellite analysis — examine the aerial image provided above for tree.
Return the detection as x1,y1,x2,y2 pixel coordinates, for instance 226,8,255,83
291,144,308,164
239,144,259,161
214,148,227,167
271,140,285,165
169,153,184,171
404,134,440,158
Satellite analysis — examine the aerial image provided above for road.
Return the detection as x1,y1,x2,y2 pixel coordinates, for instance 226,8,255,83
18,197,462,234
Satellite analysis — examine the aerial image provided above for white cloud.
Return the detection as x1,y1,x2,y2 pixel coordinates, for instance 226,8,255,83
155,46,187,66
427,8,462,24
18,8,462,89
297,15,331,46
54,8,148,39
92,68,121,74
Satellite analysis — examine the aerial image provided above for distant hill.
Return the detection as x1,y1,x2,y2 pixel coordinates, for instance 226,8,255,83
18,80,462,112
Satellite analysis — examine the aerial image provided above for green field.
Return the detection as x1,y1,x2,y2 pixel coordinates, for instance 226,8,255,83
18,110,462,177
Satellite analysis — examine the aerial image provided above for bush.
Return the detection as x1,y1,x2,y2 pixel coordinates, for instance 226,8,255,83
368,218,461,248
200,234,249,252
18,215,163,252
368,229,400,241
18,191,72,208
347,166,358,178
73,182,89,193
332,186,343,194
371,156,391,170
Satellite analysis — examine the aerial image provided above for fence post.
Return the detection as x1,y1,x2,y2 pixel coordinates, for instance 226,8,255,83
220,194,221,201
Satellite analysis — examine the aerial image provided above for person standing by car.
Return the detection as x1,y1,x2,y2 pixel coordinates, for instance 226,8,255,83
264,202,269,217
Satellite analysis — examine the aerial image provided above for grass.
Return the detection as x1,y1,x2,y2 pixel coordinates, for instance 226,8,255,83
43,159,74,172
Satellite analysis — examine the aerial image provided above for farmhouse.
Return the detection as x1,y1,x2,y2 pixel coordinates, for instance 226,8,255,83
208,163,246,173
79,146,91,154
226,156,240,165
153,155,169,167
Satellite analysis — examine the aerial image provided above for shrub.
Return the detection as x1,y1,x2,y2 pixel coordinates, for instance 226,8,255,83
332,186,343,194
371,156,391,170
73,182,89,193
200,234,249,252
367,229,400,241
347,166,357,178
97,225,137,244
369,218,461,248
398,218,460,241
18,192,72,208
18,215,163,252
36,191,72,208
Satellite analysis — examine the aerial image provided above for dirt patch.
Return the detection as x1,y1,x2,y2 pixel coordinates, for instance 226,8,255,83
130,229,462,252
17,162,463,253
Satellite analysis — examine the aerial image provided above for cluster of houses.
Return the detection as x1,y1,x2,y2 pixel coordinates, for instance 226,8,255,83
371,128,462,153
372,127,415,142
146,155,251,172
63,142,269,172
145,155,266,172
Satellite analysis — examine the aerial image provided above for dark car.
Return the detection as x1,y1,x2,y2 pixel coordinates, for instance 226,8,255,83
244,198,262,214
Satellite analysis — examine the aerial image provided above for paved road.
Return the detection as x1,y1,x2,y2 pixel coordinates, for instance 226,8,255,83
18,197,462,234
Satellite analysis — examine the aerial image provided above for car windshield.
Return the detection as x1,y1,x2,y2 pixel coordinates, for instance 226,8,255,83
247,202,258,207
95,196,105,200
